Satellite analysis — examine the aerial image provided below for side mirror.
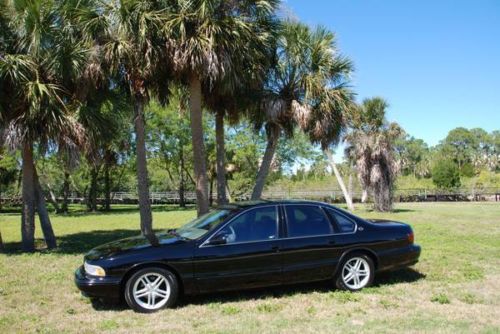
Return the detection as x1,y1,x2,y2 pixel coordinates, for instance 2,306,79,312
208,233,228,246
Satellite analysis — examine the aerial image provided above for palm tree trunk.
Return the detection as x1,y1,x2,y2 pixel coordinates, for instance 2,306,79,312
104,153,111,211
44,182,61,213
21,142,36,252
348,168,353,200
188,76,209,216
251,125,280,200
226,183,233,202
34,169,57,249
209,176,214,206
179,145,186,208
61,170,70,213
88,167,98,212
361,189,368,203
324,149,355,211
215,110,228,205
134,98,158,245
0,230,4,252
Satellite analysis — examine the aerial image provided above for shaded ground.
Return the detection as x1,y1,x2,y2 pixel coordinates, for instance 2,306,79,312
0,202,499,333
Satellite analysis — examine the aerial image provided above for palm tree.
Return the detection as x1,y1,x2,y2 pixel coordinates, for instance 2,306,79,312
205,2,278,205
101,0,172,243
164,0,279,215
1,0,88,251
345,97,403,212
250,22,355,205
203,35,277,205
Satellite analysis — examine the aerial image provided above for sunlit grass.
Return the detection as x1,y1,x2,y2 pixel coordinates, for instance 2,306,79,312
0,202,499,333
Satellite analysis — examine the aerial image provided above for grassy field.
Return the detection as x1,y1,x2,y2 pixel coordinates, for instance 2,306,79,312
0,202,499,333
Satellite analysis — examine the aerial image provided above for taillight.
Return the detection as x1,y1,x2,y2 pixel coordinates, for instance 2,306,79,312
407,232,414,244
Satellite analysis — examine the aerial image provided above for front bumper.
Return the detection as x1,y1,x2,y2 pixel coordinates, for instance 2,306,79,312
74,266,122,300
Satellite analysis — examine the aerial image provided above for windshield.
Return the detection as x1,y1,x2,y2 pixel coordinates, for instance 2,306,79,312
175,209,234,240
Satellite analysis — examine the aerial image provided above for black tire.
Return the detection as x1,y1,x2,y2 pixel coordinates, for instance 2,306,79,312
124,267,179,313
335,253,375,291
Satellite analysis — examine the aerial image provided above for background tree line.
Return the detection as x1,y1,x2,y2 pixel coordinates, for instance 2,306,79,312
1,0,498,252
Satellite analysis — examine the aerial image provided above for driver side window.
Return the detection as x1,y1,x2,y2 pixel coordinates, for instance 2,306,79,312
216,206,278,244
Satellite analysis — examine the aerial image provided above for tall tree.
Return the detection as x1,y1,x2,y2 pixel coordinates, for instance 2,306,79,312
164,0,279,215
394,135,430,178
250,22,354,206
101,0,171,243
345,97,403,212
0,0,87,250
202,3,278,205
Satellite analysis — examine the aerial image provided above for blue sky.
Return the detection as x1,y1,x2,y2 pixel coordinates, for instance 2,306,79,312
285,0,500,146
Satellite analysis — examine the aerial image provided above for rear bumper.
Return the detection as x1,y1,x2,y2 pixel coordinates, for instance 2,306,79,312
74,266,122,300
377,244,421,272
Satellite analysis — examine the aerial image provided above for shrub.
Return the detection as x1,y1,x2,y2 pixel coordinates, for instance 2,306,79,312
432,160,461,189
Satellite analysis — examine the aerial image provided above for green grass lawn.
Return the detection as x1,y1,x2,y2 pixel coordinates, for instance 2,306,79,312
0,202,499,333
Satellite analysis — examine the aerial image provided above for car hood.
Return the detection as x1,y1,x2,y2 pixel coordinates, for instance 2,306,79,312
84,231,185,261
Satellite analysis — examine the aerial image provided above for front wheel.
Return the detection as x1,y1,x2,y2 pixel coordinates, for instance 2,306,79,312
335,253,375,291
124,267,179,313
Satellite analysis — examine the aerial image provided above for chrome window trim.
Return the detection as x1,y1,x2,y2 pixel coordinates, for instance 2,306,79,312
199,205,279,248
199,203,359,248
281,203,358,237
322,206,358,234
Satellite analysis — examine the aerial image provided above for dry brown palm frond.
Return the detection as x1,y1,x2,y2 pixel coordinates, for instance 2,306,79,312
291,100,311,130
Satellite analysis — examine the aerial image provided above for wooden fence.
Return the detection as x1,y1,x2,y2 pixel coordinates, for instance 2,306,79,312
1,187,499,206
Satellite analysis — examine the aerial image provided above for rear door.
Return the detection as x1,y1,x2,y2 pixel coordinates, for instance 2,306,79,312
280,204,342,283
193,205,283,292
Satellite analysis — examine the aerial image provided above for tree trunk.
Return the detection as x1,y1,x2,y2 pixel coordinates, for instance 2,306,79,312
325,149,355,211
215,110,228,205
179,145,186,208
61,170,70,213
226,183,233,203
348,168,354,200
134,97,158,245
34,169,57,249
251,124,280,200
188,76,209,216
209,176,214,206
361,189,368,203
21,142,36,252
104,153,111,211
88,167,98,212
44,182,61,213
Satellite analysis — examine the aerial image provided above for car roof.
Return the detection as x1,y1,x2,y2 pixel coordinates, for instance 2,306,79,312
218,199,329,210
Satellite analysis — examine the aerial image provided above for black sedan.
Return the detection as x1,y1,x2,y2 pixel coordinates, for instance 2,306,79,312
75,200,421,312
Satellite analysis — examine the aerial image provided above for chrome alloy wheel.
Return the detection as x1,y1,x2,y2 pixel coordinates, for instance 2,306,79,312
341,257,370,289
132,273,171,310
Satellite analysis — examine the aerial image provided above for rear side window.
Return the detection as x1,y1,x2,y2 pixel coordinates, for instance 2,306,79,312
326,208,356,233
285,205,333,237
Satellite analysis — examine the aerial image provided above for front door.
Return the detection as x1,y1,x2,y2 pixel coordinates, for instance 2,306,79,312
193,205,282,293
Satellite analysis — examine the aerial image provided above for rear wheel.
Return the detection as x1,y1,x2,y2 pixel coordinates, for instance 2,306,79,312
336,253,374,291
124,267,178,313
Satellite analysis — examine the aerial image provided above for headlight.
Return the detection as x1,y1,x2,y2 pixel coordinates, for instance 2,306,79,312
84,262,106,277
